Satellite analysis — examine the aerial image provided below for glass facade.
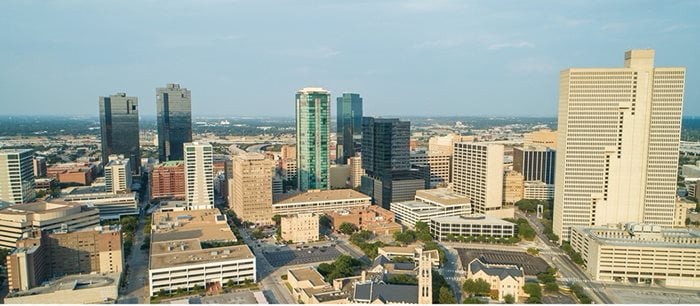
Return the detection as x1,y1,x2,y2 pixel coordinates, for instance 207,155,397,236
296,88,330,191
157,84,192,162
361,117,411,177
336,93,363,164
99,93,141,174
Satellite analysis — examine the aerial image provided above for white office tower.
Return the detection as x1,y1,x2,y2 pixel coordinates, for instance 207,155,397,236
452,143,510,217
104,155,132,194
554,50,686,241
0,149,36,204
184,142,214,210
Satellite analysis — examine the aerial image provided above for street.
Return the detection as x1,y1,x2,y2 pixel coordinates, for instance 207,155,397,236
117,183,151,304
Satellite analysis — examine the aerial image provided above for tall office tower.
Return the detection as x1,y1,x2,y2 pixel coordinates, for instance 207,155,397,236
0,149,36,204
361,117,411,176
33,156,47,178
361,117,424,208
513,146,556,184
184,142,214,210
99,93,141,174
453,143,505,215
296,87,331,191
230,153,275,225
156,83,192,162
104,155,132,194
336,93,363,164
554,50,686,241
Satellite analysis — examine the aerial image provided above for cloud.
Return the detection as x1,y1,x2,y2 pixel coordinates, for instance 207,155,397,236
279,46,340,59
488,41,535,50
509,57,555,74
413,38,465,49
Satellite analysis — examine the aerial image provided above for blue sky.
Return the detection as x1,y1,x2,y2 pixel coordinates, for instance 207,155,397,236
0,0,698,117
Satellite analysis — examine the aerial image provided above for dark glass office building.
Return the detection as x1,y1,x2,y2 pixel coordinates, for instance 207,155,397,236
336,93,363,164
99,93,141,174
360,117,424,208
513,146,556,184
157,83,192,162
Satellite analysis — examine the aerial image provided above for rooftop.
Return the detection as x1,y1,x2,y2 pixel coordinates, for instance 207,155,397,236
154,160,185,167
415,188,470,206
288,267,327,287
150,209,254,270
353,282,418,304
0,200,83,216
432,214,516,226
0,148,33,155
469,258,523,280
576,223,700,249
273,189,370,204
6,273,119,299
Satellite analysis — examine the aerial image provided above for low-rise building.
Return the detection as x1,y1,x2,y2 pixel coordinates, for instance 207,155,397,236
377,245,439,267
571,223,700,288
272,189,370,215
281,213,319,243
391,188,471,228
326,205,402,235
287,267,349,304
430,214,517,241
4,273,120,304
148,209,256,296
503,171,524,204
6,226,123,292
46,162,97,186
61,186,139,220
0,201,100,248
466,258,526,302
34,177,57,191
674,199,696,228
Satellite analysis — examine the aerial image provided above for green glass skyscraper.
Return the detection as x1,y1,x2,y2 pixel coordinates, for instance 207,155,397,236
336,93,363,164
296,87,330,191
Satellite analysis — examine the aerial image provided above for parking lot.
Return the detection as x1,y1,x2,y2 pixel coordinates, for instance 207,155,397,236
456,248,550,275
263,244,342,267
606,286,700,304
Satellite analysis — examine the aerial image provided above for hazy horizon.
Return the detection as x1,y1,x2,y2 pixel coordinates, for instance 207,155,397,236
1,1,698,117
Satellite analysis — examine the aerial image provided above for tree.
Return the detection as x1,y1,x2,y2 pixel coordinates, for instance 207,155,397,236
462,279,491,296
415,221,430,233
504,294,515,304
438,286,456,304
387,274,418,285
393,230,417,245
423,241,446,265
544,282,559,293
319,215,332,228
339,222,358,235
523,282,542,298
525,296,541,304
527,247,539,256
463,297,487,304
271,215,281,225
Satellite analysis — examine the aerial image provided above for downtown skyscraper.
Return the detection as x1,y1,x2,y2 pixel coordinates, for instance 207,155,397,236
184,142,214,210
0,149,36,205
554,50,686,241
336,93,363,164
99,93,141,174
360,117,425,208
295,87,330,191
156,83,192,162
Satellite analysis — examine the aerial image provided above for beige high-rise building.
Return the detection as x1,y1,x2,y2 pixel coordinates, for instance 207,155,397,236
523,129,557,149
453,143,510,217
428,134,475,155
348,154,363,188
184,142,214,210
554,50,686,241
6,226,123,291
104,155,132,194
230,153,275,225
410,151,451,188
503,170,524,204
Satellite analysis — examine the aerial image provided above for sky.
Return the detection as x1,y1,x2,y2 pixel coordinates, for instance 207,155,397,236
0,0,698,117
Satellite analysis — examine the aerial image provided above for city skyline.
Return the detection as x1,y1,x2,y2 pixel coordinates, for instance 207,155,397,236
1,1,699,117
